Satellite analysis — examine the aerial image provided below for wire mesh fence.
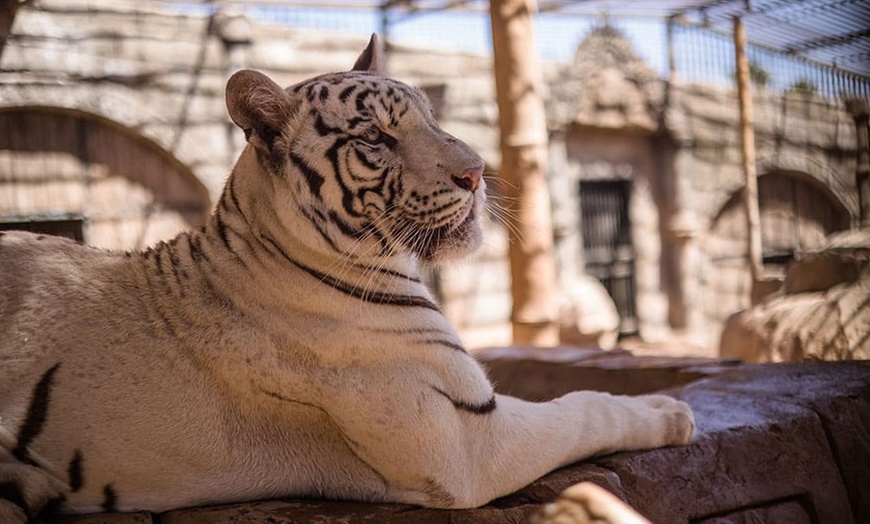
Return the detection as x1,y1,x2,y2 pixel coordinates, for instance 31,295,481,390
670,20,870,100
168,1,869,101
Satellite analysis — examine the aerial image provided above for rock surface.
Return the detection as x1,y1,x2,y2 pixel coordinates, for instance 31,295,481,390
720,229,870,362
557,275,622,349
41,348,868,524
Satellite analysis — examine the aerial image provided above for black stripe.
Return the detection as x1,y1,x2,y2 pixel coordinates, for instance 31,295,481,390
346,116,366,129
215,192,258,257
68,449,84,492
289,151,325,198
166,242,186,297
325,139,367,220
433,387,496,415
188,233,210,263
313,114,340,137
260,235,440,311
327,210,362,238
102,484,118,512
355,89,373,111
421,339,466,352
338,85,356,102
188,247,236,312
214,211,231,248
152,243,166,278
13,363,60,463
214,210,241,260
353,263,421,283
226,175,250,224
0,481,29,516
353,147,381,171
299,206,342,253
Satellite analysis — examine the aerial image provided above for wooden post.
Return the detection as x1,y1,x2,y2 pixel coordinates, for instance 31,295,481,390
489,0,559,345
845,98,870,227
733,16,763,286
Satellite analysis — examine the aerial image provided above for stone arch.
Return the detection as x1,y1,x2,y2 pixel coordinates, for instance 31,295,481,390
0,105,211,249
757,154,859,220
709,171,851,260
699,170,852,347
0,85,177,154
705,154,859,226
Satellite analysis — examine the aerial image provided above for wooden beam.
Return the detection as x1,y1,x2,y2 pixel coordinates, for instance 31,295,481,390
489,0,559,345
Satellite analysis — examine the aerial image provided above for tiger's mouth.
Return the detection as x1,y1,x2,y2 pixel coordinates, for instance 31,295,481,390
415,206,477,262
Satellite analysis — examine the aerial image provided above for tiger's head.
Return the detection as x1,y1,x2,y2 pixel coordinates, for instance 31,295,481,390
225,35,486,265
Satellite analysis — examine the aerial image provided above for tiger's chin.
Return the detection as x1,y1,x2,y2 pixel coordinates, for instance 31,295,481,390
416,210,482,266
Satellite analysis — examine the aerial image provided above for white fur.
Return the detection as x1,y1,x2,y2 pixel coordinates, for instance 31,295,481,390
0,43,694,519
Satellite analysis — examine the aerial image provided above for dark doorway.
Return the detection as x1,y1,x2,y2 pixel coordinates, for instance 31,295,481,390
579,180,638,336
0,218,84,242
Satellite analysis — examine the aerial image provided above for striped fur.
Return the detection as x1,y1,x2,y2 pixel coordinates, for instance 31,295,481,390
0,35,694,520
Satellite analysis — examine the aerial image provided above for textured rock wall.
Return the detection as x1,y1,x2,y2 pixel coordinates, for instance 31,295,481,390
544,26,860,351
2,4,862,350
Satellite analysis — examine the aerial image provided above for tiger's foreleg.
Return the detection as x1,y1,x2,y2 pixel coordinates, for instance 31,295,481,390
451,392,694,507
330,389,694,509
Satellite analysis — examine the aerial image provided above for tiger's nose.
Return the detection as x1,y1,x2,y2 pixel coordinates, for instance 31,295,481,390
452,165,483,192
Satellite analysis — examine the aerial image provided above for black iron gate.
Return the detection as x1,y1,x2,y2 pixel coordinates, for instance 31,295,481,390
579,180,638,336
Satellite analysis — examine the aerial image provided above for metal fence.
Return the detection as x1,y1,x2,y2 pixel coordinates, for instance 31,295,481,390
670,20,870,100
165,1,869,101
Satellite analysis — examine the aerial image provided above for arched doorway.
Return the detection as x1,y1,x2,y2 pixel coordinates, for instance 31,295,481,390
701,171,852,345
0,106,210,249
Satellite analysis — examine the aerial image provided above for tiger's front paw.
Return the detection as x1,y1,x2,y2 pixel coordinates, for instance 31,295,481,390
637,394,695,446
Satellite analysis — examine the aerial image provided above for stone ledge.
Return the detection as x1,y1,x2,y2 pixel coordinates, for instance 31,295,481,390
41,351,868,524
477,345,740,399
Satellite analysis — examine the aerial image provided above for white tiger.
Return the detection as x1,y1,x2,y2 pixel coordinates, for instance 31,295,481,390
0,36,694,522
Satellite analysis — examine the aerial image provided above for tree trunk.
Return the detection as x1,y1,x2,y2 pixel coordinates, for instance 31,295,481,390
489,0,558,345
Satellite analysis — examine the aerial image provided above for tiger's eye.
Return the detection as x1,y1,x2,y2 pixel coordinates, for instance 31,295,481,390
361,126,384,145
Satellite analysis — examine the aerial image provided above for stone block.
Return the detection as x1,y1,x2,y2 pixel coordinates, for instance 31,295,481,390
500,464,626,506
784,250,867,294
691,363,870,524
42,513,152,524
595,386,854,523
159,499,537,524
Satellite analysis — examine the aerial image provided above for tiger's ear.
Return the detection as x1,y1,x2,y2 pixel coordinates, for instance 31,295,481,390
226,69,296,153
352,34,384,73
